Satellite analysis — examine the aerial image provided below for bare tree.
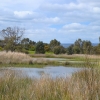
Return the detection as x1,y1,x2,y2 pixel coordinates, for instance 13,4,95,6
0,27,25,51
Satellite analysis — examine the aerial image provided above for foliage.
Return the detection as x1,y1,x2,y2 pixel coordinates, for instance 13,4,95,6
67,45,74,55
44,45,50,52
0,26,99,55
93,44,100,54
82,40,92,54
0,27,24,51
53,46,66,54
67,39,93,55
0,46,3,51
21,38,36,50
35,41,45,54
49,39,60,51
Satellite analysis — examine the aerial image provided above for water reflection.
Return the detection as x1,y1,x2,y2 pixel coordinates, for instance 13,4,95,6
0,66,82,78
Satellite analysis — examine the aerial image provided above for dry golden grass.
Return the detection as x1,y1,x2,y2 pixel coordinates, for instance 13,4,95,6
0,51,58,65
0,51,32,64
0,65,100,100
0,70,71,100
68,68,100,100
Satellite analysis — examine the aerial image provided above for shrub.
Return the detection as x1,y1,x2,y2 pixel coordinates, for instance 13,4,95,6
0,47,3,51
35,41,45,54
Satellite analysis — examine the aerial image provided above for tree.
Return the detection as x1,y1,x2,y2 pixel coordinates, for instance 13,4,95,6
21,38,30,50
49,39,60,51
74,38,82,54
35,41,45,54
0,27,24,51
67,45,74,55
21,38,36,51
82,40,92,54
53,46,66,54
44,45,50,52
73,46,80,54
93,44,100,54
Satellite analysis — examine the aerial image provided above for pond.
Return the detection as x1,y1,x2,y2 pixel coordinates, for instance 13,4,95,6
0,66,82,78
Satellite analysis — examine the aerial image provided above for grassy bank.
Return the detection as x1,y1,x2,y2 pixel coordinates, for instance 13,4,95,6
0,51,59,67
0,67,100,100
0,51,99,67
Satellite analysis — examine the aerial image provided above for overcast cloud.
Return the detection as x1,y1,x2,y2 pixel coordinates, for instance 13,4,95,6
0,0,100,43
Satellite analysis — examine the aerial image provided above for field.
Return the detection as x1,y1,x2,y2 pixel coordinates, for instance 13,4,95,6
0,51,100,100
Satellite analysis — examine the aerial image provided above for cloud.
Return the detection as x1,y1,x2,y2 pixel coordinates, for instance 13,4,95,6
40,3,86,12
14,11,33,18
0,0,100,43
92,7,100,13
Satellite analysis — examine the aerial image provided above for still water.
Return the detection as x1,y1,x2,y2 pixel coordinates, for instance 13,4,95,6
0,66,82,78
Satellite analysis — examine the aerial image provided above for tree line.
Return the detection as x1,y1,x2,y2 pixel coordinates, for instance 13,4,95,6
0,27,100,55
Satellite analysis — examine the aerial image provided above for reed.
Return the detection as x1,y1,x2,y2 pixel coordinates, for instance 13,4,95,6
0,51,59,66
0,63,100,100
0,51,32,64
68,68,100,100
0,71,71,100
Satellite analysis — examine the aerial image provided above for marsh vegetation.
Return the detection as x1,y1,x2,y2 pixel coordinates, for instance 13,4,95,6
0,65,100,100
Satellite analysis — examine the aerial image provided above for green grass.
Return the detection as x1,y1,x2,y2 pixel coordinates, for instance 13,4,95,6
45,51,54,54
28,50,35,54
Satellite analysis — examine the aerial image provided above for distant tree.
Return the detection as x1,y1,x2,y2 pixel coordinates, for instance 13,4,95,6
93,44,100,54
82,40,92,54
21,38,36,50
74,38,82,53
49,39,60,51
44,45,50,52
67,45,74,55
21,38,30,50
53,46,66,54
35,41,45,54
73,46,80,54
0,27,24,51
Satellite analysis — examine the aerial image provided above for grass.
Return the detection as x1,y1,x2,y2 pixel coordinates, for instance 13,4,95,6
0,51,100,68
69,68,100,100
28,50,35,54
0,51,32,64
0,51,77,67
0,61,100,100
0,53,100,99
0,51,60,67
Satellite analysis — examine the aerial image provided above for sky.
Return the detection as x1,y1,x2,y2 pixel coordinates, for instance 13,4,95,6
0,0,100,43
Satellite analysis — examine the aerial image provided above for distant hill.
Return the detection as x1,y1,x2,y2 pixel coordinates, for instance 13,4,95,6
92,43,98,46
61,43,73,48
61,43,98,48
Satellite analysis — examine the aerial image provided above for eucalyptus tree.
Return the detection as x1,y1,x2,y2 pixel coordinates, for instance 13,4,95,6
0,27,25,51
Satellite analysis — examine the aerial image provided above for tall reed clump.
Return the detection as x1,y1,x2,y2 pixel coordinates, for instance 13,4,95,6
0,65,100,100
0,51,32,64
0,51,59,66
67,55,100,100
68,68,100,100
0,71,71,100
0,70,33,100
